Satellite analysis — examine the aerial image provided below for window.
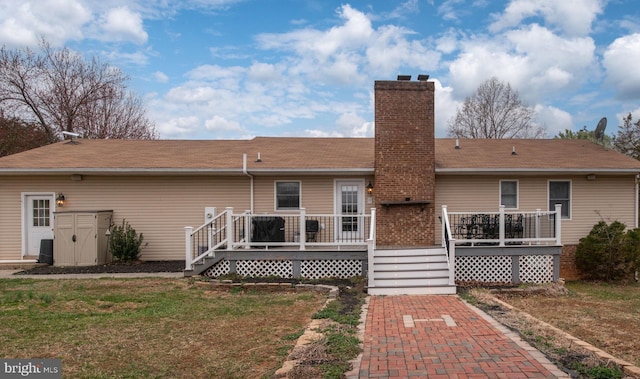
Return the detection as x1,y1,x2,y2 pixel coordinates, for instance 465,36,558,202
500,180,518,208
275,181,300,210
32,199,51,227
549,181,570,218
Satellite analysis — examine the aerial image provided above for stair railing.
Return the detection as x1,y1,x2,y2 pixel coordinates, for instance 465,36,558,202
184,209,228,270
441,205,456,286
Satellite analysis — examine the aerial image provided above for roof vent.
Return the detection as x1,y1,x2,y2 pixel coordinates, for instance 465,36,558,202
255,152,262,163
511,146,517,155
397,75,411,81
455,138,460,149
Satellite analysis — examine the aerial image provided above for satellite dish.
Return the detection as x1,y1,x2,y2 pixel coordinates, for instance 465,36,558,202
594,117,607,144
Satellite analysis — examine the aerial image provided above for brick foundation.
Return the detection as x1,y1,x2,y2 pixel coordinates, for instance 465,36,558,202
560,244,582,280
374,79,435,247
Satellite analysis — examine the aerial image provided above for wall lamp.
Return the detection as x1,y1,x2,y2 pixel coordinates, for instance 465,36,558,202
367,182,374,195
56,193,65,207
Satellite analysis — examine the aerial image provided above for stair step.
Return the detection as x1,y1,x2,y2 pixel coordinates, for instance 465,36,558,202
375,248,446,257
374,263,449,271
374,256,448,264
373,277,451,286
368,286,457,295
375,271,450,279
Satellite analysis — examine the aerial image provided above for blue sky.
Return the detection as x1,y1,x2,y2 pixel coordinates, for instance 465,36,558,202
1,0,639,140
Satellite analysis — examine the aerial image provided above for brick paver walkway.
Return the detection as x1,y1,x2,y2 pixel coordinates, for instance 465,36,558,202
356,295,566,379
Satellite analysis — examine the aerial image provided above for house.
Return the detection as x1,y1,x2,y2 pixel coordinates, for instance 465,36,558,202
1,78,639,294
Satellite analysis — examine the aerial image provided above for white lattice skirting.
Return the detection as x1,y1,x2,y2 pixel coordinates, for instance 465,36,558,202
203,259,363,279
455,255,554,284
456,255,512,283
519,255,554,283
301,259,362,279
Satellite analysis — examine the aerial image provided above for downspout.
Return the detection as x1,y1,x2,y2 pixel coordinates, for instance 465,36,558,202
243,153,254,213
634,174,640,229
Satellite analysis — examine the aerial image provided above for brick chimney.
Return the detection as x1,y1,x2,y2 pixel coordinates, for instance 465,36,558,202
374,77,436,247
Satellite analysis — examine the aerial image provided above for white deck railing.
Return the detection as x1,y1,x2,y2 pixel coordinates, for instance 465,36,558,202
185,207,372,270
446,204,562,247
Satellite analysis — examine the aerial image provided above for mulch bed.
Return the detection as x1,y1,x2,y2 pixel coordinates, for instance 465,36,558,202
15,260,185,275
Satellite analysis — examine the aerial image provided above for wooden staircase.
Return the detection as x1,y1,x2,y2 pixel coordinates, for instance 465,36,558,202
368,247,456,295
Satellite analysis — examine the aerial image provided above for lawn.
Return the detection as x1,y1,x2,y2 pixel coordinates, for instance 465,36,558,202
0,278,328,378
495,281,640,367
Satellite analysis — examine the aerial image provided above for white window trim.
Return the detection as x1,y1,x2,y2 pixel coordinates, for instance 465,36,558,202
547,180,572,220
499,179,519,209
274,180,302,211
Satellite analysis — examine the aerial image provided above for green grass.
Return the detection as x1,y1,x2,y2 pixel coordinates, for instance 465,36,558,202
0,278,327,378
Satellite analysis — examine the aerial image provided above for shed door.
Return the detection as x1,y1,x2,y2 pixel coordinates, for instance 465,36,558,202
54,213,75,265
25,195,54,256
75,214,97,266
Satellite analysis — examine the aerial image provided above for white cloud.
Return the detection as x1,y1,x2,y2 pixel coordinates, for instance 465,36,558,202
97,6,148,44
157,116,200,137
433,79,461,137
534,105,573,137
0,0,91,47
448,24,597,104
603,33,640,100
154,71,169,83
489,0,604,37
336,112,372,137
205,115,243,132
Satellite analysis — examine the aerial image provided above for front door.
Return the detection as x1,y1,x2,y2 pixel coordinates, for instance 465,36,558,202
25,195,54,257
335,180,364,242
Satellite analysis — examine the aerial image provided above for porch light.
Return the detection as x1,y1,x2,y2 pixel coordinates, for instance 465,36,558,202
367,182,374,195
56,193,65,207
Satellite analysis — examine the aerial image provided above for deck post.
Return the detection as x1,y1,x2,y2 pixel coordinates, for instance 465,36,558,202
535,209,541,244
184,226,193,271
208,207,217,252
554,204,562,245
367,238,375,289
499,205,505,247
226,207,234,250
299,208,306,250
448,239,456,286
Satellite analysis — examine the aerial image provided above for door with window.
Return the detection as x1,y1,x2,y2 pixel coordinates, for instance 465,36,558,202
25,195,54,256
335,180,364,242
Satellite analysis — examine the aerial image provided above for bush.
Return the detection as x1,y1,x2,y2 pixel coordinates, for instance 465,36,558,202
576,221,639,282
109,219,146,262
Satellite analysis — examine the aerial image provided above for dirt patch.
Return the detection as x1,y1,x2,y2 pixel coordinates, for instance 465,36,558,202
14,260,184,275
464,283,640,378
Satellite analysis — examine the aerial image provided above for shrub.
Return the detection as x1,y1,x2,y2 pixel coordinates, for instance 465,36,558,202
576,221,638,282
109,219,146,262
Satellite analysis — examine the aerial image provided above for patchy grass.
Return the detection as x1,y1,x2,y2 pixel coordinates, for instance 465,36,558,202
0,278,327,378
496,281,640,368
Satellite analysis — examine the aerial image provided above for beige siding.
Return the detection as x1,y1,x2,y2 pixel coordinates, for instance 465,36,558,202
1,174,373,261
435,174,637,245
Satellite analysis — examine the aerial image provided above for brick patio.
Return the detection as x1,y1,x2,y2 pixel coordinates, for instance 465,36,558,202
354,295,568,379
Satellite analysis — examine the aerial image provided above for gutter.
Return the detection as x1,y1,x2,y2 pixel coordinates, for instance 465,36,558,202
243,153,254,213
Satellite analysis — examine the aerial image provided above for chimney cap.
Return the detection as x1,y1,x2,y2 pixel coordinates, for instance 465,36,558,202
397,75,411,81
417,74,429,81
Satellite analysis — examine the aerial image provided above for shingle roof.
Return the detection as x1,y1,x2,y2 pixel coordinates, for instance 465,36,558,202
0,137,374,174
0,137,638,174
435,138,640,173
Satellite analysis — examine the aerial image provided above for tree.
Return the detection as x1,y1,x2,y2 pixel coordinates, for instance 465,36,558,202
0,39,157,142
554,125,612,146
0,111,49,156
613,113,640,160
447,77,545,139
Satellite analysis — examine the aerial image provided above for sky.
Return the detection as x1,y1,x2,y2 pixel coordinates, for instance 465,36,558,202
0,0,639,140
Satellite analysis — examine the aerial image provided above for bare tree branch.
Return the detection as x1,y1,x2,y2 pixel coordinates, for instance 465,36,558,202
0,38,157,143
447,77,545,139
